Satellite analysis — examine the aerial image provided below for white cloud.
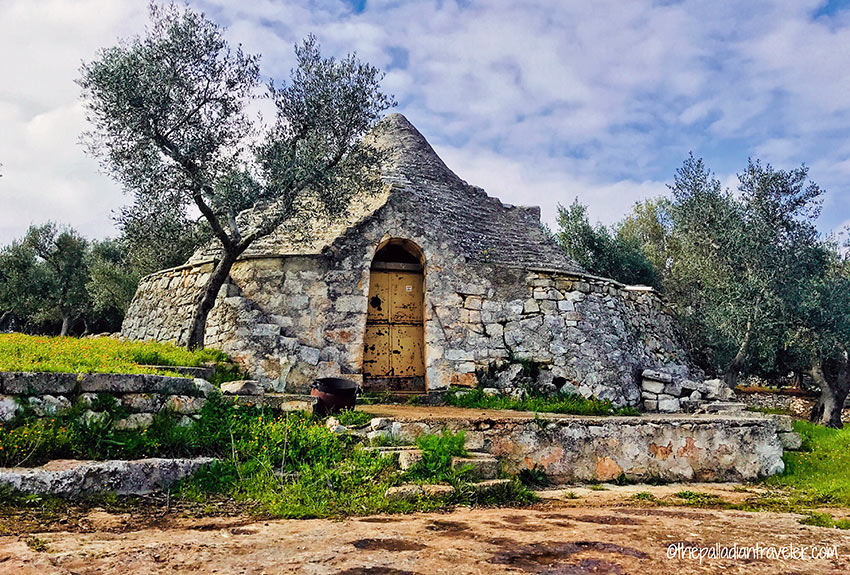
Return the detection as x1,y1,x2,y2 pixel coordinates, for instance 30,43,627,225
1,0,849,246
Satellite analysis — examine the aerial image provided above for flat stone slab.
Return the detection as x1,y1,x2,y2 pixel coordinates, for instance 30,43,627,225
229,393,317,412
0,371,78,394
138,365,215,379
452,453,500,480
385,483,454,501
0,458,215,497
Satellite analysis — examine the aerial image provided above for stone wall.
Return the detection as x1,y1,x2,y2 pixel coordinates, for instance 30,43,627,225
362,412,788,483
124,260,688,407
0,371,217,428
124,184,691,407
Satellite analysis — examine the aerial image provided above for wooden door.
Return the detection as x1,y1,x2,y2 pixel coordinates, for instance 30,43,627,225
363,270,424,381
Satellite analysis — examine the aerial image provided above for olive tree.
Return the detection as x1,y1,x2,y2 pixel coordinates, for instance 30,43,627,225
79,3,394,348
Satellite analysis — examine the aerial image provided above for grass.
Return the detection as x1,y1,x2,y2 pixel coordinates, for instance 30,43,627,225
443,387,640,416
404,429,469,483
25,536,50,552
674,490,730,508
334,409,372,427
0,333,230,377
0,396,535,519
799,512,850,529
760,420,850,507
630,491,658,503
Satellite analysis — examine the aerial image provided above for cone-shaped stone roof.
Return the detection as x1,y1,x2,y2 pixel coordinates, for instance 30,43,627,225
189,113,582,273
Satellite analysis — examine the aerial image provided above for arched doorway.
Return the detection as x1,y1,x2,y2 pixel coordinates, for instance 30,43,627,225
362,239,425,393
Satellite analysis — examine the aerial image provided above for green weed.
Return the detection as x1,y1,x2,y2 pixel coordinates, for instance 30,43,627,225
443,386,639,416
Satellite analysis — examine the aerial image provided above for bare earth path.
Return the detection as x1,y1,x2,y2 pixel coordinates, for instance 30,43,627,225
1,485,849,575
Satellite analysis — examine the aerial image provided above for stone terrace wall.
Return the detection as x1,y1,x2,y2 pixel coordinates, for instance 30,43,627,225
381,413,787,483
0,371,217,428
124,256,688,406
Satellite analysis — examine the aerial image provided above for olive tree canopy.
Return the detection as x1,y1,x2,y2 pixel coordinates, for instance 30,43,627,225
79,2,394,348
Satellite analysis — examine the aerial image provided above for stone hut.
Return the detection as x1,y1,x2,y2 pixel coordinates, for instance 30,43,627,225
122,114,689,406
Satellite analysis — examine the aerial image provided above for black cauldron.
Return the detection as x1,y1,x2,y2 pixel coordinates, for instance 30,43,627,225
311,377,359,415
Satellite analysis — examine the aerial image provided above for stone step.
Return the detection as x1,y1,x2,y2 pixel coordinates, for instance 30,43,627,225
384,478,511,501
229,393,317,412
369,447,500,479
698,402,747,414
0,458,215,496
451,453,500,480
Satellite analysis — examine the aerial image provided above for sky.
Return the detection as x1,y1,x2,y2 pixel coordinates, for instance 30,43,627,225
1,0,849,245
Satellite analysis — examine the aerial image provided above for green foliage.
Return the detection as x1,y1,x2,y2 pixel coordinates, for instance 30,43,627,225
405,430,468,483
674,490,729,508
79,3,395,348
0,224,140,335
85,238,140,326
630,491,658,503
444,386,638,416
662,155,826,381
518,465,550,488
555,199,661,288
762,420,850,506
1,395,533,518
799,512,850,529
25,536,50,552
334,409,372,427
0,334,230,375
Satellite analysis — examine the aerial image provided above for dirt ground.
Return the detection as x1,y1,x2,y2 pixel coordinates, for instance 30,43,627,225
1,484,849,575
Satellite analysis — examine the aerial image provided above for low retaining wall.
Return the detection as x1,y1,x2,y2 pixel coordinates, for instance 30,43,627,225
371,411,789,482
0,457,215,496
0,371,218,428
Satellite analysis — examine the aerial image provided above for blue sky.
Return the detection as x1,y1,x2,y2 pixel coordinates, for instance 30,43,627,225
1,0,849,244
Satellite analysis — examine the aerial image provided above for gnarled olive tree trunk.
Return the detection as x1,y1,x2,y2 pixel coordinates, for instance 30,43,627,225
809,356,850,429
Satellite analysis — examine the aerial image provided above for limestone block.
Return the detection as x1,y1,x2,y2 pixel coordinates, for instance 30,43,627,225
27,395,71,416
482,387,500,396
464,296,483,310
0,395,20,423
445,349,474,361
120,394,164,413
193,378,219,398
385,484,454,501
664,380,683,397
114,413,155,430
523,299,540,314
0,372,77,395
557,300,575,312
642,380,666,394
221,380,264,396
643,399,658,411
298,346,322,366
334,295,367,313
0,457,216,496
162,395,206,415
641,368,673,383
657,396,681,412
779,432,803,451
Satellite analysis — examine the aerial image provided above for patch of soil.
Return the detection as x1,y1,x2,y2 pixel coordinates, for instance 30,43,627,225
2,501,850,574
489,541,647,574
357,517,398,523
571,515,641,525
425,520,471,532
613,508,711,520
336,569,419,575
351,538,427,552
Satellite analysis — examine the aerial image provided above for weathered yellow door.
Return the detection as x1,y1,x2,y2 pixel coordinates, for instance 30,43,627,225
363,270,424,379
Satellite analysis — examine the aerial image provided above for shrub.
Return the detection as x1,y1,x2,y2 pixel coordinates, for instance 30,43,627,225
405,429,468,483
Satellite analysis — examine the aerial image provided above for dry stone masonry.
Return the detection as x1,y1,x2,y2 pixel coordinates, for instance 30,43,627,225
0,371,218,428
123,114,695,407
